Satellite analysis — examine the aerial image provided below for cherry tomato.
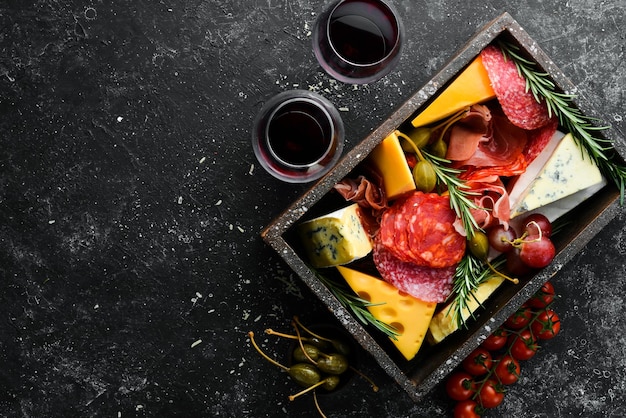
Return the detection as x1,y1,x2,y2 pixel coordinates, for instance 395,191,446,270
504,307,532,330
509,329,538,361
453,399,481,418
531,309,561,340
477,379,504,409
528,281,556,309
446,371,476,401
462,347,493,376
494,354,521,385
481,327,508,351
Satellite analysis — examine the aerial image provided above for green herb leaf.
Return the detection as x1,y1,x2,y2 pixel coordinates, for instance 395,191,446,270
498,40,626,205
311,268,401,340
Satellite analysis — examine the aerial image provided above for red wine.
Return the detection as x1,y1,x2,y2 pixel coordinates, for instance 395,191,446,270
252,90,344,183
312,0,402,84
267,100,332,167
329,2,395,65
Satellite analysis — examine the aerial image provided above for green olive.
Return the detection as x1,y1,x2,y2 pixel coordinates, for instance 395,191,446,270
413,160,437,193
469,231,490,260
292,344,320,363
317,353,349,375
288,363,322,388
322,375,341,391
429,138,448,158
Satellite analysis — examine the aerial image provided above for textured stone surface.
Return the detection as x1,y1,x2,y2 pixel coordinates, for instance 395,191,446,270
1,1,625,417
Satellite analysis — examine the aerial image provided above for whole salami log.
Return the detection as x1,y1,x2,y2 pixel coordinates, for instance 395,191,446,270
378,191,466,268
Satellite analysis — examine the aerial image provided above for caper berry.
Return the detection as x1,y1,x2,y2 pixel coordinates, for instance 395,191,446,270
322,375,341,391
292,344,320,363
413,160,437,193
288,363,322,388
469,230,490,260
317,353,349,375
408,127,432,149
429,138,448,158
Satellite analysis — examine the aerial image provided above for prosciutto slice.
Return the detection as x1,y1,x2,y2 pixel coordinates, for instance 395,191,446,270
446,104,528,170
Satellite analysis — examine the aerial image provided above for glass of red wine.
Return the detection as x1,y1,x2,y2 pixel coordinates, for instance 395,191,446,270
312,0,404,84
252,90,345,183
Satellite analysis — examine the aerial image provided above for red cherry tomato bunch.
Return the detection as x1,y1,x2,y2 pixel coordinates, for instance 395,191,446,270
446,281,560,417
486,213,556,276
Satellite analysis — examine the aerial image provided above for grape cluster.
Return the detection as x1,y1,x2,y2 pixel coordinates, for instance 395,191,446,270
485,213,556,275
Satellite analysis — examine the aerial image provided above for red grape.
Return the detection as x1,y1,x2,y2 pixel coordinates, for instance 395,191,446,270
487,225,518,253
506,248,534,276
522,213,552,238
519,235,556,268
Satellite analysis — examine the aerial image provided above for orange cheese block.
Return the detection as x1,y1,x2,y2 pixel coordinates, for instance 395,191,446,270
411,55,496,128
336,266,436,361
367,131,416,200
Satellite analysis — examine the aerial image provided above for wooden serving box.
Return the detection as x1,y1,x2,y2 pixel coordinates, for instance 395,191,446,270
260,12,625,402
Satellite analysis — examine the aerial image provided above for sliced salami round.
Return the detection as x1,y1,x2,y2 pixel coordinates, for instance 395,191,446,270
480,45,553,130
373,239,455,303
378,191,466,268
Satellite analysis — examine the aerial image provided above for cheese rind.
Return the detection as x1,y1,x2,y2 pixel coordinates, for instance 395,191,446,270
411,55,496,128
428,276,504,344
367,131,416,200
509,133,605,218
336,266,436,360
298,204,372,268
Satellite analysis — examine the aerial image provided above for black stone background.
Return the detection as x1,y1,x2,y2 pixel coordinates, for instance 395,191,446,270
1,1,625,417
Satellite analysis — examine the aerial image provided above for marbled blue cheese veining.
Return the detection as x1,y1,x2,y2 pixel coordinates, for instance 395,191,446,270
298,203,373,268
510,133,605,218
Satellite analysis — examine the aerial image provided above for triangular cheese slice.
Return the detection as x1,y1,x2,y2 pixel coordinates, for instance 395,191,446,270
336,266,435,361
411,55,496,128
367,131,416,200
427,276,504,344
509,133,605,218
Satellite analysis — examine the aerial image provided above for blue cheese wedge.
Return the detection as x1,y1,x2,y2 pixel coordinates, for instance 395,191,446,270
509,133,605,218
298,203,373,268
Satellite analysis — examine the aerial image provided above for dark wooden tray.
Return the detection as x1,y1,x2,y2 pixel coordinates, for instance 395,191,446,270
260,12,625,402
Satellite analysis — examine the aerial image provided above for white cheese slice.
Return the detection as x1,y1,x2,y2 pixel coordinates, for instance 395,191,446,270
297,203,373,268
509,132,605,219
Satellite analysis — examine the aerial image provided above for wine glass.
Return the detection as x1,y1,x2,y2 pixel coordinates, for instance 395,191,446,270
312,0,404,84
252,90,345,183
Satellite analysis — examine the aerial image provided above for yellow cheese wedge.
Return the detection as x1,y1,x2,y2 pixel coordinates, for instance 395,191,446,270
411,55,496,128
367,131,416,200
336,266,436,360
427,276,504,344
298,204,373,268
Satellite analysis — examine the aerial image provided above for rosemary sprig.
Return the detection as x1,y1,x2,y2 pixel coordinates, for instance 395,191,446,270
395,129,481,239
312,268,400,340
498,40,626,204
423,150,481,239
450,254,504,329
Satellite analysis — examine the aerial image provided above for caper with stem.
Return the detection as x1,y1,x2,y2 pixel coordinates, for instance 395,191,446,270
292,344,321,363
412,160,437,193
467,231,520,285
248,331,322,388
